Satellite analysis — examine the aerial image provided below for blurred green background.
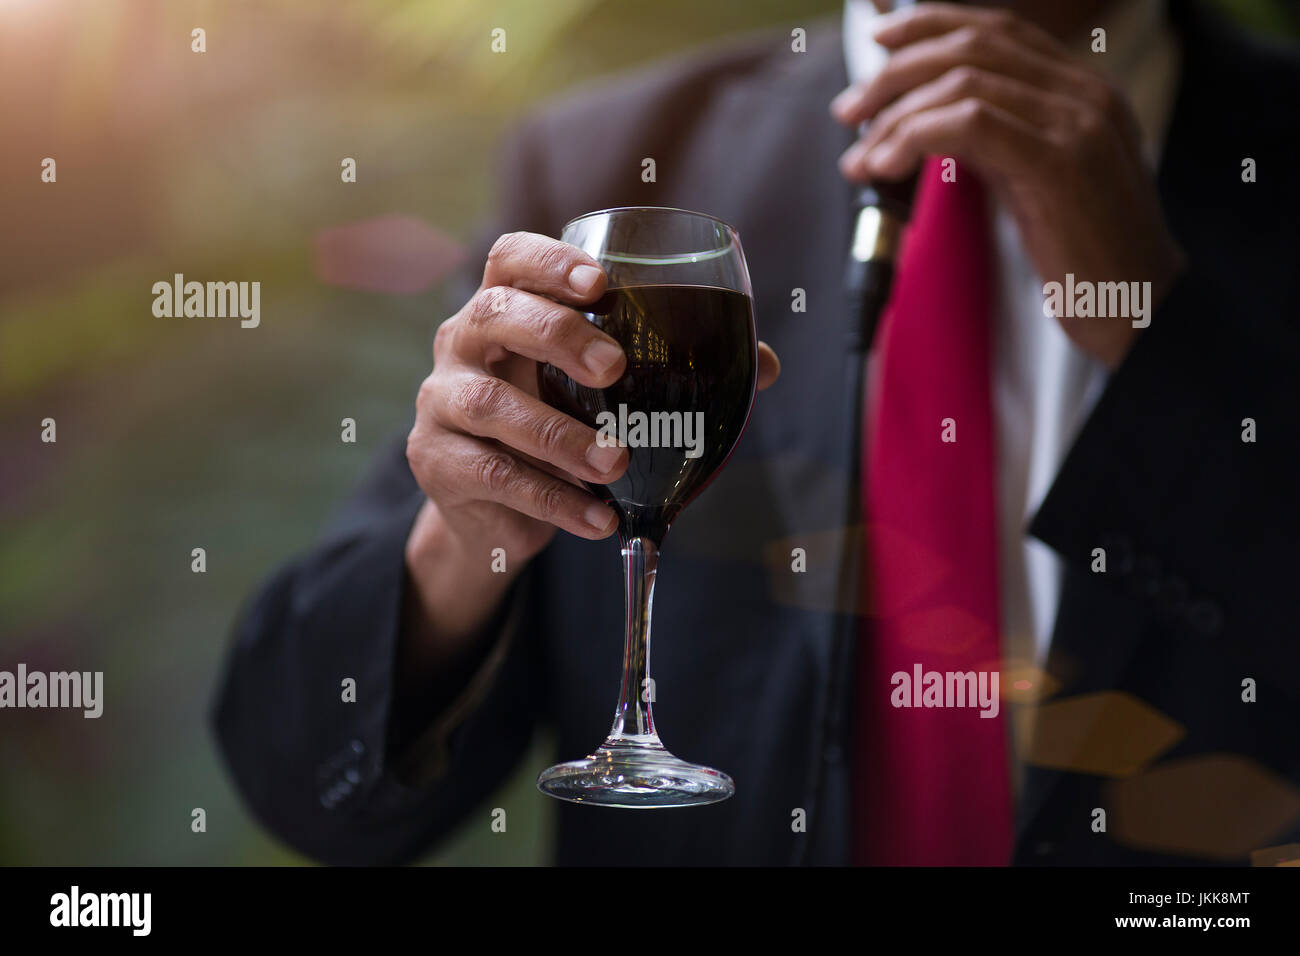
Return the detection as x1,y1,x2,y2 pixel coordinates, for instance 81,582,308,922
1,0,1296,865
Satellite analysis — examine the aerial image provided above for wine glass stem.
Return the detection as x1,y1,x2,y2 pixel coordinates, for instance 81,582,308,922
611,534,660,742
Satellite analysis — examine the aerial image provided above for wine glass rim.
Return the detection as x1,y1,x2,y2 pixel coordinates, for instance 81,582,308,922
563,205,740,234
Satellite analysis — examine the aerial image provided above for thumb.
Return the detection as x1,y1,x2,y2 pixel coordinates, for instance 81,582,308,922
756,341,781,390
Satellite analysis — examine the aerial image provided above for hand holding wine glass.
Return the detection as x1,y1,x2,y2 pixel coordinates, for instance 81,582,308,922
401,228,777,666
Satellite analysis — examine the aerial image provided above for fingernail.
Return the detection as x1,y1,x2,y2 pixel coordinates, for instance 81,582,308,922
872,7,906,34
568,264,603,297
582,339,624,377
830,87,858,118
839,142,868,174
585,439,624,476
860,144,888,174
584,502,615,533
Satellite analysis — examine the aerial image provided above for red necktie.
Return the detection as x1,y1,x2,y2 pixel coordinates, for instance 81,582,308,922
853,158,1012,865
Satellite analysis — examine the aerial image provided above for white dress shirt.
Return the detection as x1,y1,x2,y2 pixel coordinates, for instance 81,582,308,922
843,0,1181,665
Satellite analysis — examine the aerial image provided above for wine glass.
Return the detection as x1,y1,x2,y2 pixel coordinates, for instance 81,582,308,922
535,206,758,807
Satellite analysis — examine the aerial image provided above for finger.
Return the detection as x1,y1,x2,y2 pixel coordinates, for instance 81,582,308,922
481,231,608,305
436,370,629,484
1056,67,1147,165
849,66,1065,161
849,98,1046,184
425,431,618,540
756,341,781,391
832,27,1063,125
871,3,1061,57
455,285,626,388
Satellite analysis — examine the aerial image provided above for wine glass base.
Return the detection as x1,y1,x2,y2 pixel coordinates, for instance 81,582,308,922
537,736,734,808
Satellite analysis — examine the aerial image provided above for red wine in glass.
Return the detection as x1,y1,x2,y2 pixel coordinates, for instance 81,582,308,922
538,283,756,544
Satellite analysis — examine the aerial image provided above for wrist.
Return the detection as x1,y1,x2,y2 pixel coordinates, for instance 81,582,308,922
403,499,515,655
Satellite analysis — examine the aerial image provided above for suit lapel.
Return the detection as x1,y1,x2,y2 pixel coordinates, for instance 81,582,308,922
661,22,863,623
694,24,861,602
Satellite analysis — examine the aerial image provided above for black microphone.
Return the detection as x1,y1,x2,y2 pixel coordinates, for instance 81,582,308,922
842,0,921,354
843,171,919,353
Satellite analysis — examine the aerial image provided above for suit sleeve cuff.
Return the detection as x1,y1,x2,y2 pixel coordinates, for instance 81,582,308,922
385,575,530,789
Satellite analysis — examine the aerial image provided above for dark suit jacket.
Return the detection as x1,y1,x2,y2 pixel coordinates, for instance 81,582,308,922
212,5,1300,865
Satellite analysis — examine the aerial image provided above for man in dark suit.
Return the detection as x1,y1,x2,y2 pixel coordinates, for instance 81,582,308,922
212,1,1300,865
